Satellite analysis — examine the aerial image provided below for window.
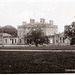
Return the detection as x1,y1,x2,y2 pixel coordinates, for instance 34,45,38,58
10,39,14,44
15,39,16,43
5,39,7,43
56,40,58,43
60,37,61,40
50,39,53,43
20,39,21,43
63,37,64,43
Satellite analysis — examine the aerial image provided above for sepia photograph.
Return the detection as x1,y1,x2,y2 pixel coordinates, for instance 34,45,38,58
0,0,75,74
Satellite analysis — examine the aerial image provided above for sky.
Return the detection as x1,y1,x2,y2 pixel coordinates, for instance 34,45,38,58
0,0,75,32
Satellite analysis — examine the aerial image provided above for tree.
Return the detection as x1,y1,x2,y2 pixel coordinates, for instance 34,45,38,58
26,28,49,46
0,25,17,37
64,25,75,45
70,37,75,45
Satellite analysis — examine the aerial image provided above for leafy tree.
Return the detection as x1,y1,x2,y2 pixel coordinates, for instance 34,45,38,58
0,25,17,37
70,37,75,45
64,24,75,45
26,29,49,46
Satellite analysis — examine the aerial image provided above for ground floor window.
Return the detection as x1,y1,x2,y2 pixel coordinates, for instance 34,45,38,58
56,40,58,43
49,39,53,43
10,39,14,44
5,39,7,44
63,37,65,43
15,39,16,43
27,39,30,44
19,39,21,43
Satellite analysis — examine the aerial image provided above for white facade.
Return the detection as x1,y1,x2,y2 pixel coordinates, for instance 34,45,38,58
54,32,70,45
4,37,18,45
0,33,19,45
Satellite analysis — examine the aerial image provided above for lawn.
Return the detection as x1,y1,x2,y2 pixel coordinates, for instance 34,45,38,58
0,51,75,73
0,45,75,50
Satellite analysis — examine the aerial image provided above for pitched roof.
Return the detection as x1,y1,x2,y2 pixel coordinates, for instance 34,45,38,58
0,33,12,37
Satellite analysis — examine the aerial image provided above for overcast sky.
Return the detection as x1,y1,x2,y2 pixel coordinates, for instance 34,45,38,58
0,0,75,32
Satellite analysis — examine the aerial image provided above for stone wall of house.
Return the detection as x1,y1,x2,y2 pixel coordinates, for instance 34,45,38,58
17,18,58,44
54,33,70,45
3,37,19,45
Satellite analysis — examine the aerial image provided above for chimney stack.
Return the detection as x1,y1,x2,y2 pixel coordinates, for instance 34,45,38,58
49,20,54,25
22,21,26,25
40,18,45,24
30,19,35,24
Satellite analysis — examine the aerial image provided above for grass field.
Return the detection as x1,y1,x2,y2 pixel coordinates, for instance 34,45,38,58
0,51,75,73
0,45,75,50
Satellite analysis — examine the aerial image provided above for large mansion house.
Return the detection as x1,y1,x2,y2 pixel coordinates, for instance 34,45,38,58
0,18,71,45
18,18,58,44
